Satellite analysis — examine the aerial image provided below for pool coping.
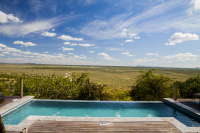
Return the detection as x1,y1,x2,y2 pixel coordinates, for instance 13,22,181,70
163,98,200,118
32,99,163,103
5,116,200,132
2,98,200,132
0,96,34,115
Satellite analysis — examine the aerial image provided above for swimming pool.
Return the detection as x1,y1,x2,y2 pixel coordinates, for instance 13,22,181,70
2,99,200,127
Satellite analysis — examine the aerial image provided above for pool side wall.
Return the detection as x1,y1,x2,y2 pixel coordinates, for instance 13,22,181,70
163,98,200,121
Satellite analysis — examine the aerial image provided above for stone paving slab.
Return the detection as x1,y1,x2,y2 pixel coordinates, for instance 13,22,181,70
0,96,20,108
0,96,34,115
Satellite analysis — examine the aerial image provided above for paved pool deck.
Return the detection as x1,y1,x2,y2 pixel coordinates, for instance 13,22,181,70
1,97,200,132
0,96,34,115
0,96,20,108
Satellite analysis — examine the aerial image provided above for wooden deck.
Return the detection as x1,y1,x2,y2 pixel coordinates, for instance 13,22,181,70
175,99,200,111
27,120,181,133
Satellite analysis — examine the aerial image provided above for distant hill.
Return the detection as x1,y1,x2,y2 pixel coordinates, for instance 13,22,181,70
136,65,163,68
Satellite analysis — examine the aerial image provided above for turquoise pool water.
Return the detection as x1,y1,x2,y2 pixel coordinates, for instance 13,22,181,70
2,100,200,127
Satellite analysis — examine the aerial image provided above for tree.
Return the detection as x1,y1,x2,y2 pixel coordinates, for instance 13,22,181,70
130,69,174,101
178,74,200,98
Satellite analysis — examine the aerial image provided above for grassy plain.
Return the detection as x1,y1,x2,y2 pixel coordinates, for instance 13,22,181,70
1,63,200,85
1,63,200,100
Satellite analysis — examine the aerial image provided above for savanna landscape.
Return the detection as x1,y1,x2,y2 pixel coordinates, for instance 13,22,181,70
1,63,200,101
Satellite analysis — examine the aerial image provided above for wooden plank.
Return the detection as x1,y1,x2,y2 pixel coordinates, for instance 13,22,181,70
28,121,181,133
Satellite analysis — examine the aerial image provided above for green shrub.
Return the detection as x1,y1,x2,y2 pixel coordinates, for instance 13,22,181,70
76,78,109,100
130,69,174,101
178,74,200,98
1,72,109,100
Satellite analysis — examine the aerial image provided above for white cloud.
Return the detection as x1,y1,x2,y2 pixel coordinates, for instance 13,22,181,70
129,33,137,38
163,53,198,59
41,31,56,37
11,53,22,56
24,56,35,58
0,18,60,37
95,47,101,48
13,40,37,47
3,47,21,53
106,47,124,51
2,52,10,54
52,29,55,31
0,44,102,65
0,43,7,48
68,53,74,55
146,53,159,56
88,51,94,53
73,55,87,59
98,52,120,61
176,58,196,61
98,52,109,57
64,42,71,45
64,42,77,46
0,11,23,23
71,43,77,46
78,1,200,39
122,52,130,55
128,55,133,57
120,29,127,37
161,61,173,63
120,44,124,45
134,37,140,39
125,39,133,42
20,51,32,55
61,47,74,51
79,44,95,47
44,52,48,53
57,35,83,41
162,53,198,61
165,32,199,45
107,48,117,51
191,0,200,10
133,58,157,64
165,43,175,45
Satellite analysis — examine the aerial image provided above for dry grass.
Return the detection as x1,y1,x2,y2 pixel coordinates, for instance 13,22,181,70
1,64,200,100
0,64,200,86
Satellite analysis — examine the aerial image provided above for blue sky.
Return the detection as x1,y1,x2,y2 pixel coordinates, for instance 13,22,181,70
0,0,199,68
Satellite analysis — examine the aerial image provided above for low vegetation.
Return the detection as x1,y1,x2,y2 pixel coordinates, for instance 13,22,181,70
0,72,109,100
177,74,200,98
0,64,200,101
